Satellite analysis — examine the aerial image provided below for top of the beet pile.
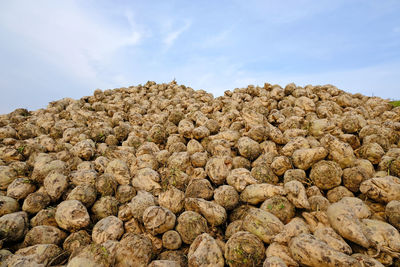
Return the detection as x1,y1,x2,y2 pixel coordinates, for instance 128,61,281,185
0,81,400,266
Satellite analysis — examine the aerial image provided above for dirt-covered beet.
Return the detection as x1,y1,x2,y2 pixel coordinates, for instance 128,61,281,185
225,231,265,267
55,200,90,232
188,233,224,267
1,81,400,266
162,230,182,250
176,211,208,244
143,206,176,234
91,215,124,244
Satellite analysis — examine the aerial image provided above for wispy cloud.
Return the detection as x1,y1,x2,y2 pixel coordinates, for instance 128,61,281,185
123,9,151,46
0,1,144,86
163,20,192,47
0,0,148,112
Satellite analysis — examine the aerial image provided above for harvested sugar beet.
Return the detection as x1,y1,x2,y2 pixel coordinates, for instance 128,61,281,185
0,81,400,266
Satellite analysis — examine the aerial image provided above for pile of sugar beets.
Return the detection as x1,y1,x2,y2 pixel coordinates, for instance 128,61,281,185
1,81,400,267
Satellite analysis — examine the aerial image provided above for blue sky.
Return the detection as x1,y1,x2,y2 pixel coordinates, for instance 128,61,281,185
0,0,399,113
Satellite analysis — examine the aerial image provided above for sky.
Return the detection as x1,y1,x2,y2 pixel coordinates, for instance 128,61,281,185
0,0,399,114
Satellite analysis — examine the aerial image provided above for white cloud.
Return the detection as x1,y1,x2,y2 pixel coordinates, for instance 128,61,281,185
163,20,192,47
123,9,152,45
0,0,144,88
